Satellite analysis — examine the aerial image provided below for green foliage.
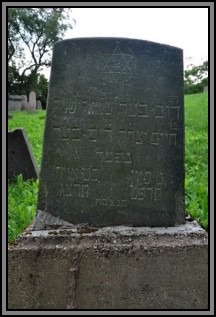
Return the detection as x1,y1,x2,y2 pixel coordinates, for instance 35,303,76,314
8,8,23,62
9,71,49,108
8,8,75,95
37,74,49,109
8,65,22,95
8,66,38,96
8,175,38,243
184,61,208,94
185,93,208,230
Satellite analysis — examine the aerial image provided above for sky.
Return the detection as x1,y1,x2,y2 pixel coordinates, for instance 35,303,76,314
43,7,208,79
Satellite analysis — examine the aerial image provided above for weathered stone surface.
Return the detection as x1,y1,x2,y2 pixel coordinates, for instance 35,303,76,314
8,94,27,111
27,91,36,112
8,128,38,181
21,95,28,110
35,37,185,228
36,100,42,109
8,221,208,309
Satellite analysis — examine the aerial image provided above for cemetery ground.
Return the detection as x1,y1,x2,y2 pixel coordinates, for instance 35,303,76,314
8,93,208,243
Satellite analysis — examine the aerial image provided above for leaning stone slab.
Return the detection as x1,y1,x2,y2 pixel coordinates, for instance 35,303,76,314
8,221,208,309
35,37,185,229
8,128,38,182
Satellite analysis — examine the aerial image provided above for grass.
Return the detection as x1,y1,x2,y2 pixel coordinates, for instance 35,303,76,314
8,110,46,243
7,94,208,242
184,92,208,230
8,175,39,242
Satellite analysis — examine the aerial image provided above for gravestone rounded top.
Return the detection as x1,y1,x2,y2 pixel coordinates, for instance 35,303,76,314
35,37,185,229
54,37,182,50
27,91,37,111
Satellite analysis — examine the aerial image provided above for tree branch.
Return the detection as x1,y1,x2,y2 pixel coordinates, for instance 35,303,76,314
8,38,15,61
21,64,38,77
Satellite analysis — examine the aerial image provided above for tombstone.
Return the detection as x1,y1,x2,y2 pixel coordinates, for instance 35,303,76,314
9,39,208,310
33,38,185,229
8,94,27,111
36,100,42,110
8,112,13,119
21,95,28,110
8,128,38,182
26,91,36,112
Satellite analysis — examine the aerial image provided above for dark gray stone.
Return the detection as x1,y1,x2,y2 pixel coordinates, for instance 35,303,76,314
8,128,38,182
35,38,185,228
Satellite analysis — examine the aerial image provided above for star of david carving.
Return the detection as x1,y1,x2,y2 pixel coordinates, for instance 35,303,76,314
102,46,135,83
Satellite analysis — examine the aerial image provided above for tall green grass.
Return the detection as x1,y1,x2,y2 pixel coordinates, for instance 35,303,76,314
8,175,38,242
8,94,208,242
8,110,45,242
184,93,208,230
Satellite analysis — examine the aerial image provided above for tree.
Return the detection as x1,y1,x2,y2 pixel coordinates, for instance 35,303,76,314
8,8,23,63
36,74,49,109
8,64,21,94
184,61,208,94
8,8,75,95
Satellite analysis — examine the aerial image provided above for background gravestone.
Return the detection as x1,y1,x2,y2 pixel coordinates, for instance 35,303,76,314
36,100,42,110
8,128,38,182
8,95,27,111
34,38,185,228
27,91,36,112
21,95,28,110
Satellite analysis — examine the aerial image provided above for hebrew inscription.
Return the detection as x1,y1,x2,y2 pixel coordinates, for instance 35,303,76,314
35,38,185,228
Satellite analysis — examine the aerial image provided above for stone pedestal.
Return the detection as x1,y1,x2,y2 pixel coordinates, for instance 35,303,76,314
8,221,208,310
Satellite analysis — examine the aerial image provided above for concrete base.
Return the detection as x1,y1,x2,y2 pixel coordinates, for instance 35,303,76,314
8,221,208,310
